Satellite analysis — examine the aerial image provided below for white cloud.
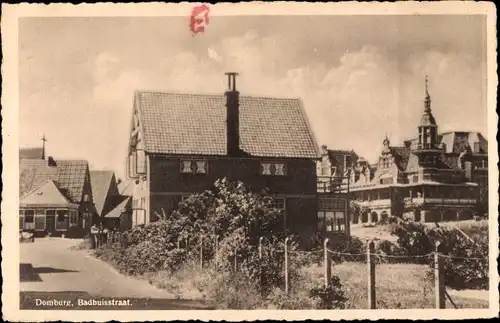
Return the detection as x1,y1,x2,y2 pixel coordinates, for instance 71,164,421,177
88,32,486,175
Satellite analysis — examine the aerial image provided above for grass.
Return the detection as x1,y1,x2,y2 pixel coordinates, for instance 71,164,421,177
302,261,489,309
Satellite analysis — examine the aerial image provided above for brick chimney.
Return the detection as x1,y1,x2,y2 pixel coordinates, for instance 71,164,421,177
225,72,240,156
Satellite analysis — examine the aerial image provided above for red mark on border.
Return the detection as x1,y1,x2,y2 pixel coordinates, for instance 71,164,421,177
190,5,210,36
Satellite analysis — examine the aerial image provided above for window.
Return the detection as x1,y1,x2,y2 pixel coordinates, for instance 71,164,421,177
180,160,208,174
318,197,346,210
56,210,68,230
269,198,285,213
19,209,24,230
69,210,78,225
318,211,345,233
24,210,34,223
34,208,45,231
412,175,419,183
275,163,286,176
195,161,207,174
181,160,193,173
261,163,272,175
260,162,286,176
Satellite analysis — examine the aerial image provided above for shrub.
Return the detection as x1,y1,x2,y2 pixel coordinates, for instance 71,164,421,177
308,276,347,309
388,221,488,289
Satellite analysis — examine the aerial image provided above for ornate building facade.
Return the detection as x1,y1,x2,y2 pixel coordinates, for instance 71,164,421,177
319,77,488,224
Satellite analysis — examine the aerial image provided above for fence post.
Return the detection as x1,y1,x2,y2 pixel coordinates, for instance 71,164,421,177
199,235,204,269
177,237,180,249
435,241,445,309
324,238,331,288
234,248,238,272
215,235,219,268
284,237,289,294
259,237,264,295
367,240,376,309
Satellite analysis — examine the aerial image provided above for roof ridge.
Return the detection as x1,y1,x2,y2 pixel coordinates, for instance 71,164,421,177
135,90,301,101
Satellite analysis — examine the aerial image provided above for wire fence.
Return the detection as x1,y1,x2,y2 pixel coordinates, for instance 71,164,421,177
98,232,487,309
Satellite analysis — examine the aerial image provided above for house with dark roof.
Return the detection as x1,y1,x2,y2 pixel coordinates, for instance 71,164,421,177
19,153,95,237
126,73,324,238
321,77,488,224
90,170,132,230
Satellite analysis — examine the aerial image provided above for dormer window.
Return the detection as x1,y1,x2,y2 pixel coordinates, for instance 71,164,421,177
260,162,286,176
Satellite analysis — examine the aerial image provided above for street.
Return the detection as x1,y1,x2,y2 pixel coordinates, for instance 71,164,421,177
20,238,213,309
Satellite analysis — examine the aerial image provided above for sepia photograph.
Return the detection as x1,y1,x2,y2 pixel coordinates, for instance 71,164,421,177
1,2,498,321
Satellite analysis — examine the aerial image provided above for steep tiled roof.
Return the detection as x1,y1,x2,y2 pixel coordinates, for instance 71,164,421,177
90,170,115,216
135,92,320,159
20,147,44,160
19,158,88,203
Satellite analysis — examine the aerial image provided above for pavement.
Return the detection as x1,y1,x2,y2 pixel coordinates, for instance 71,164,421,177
20,237,214,309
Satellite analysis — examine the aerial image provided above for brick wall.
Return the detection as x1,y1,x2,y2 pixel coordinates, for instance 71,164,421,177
147,155,318,235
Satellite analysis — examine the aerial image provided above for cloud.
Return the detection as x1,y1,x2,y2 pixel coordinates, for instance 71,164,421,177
87,31,486,175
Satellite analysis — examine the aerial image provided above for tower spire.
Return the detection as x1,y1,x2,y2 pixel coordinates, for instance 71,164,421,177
424,75,431,113
41,134,47,160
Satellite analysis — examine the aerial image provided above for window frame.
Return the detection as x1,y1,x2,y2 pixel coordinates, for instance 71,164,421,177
260,162,287,176
194,160,208,174
55,209,68,231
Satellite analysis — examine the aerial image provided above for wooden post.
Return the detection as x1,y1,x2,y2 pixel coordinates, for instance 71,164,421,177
324,238,331,288
177,237,180,249
284,237,289,294
234,249,238,272
259,237,264,295
215,235,219,268
435,241,445,309
199,235,203,269
367,240,376,309
259,237,263,259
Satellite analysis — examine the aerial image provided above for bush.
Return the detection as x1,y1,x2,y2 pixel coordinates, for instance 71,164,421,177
387,221,488,289
308,277,347,309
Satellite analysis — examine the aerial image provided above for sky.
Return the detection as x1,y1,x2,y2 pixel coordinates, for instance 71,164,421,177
19,15,487,180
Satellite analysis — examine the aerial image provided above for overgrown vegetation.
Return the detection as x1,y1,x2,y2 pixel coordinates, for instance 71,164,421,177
95,178,347,309
382,219,489,290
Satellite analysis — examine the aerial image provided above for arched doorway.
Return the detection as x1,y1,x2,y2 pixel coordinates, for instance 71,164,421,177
361,211,369,223
380,211,389,222
371,212,379,223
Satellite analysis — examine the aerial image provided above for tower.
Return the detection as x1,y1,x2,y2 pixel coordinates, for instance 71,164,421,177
412,76,442,167
416,76,439,150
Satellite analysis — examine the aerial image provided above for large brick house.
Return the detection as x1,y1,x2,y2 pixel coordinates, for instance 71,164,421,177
126,73,324,237
319,78,488,224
